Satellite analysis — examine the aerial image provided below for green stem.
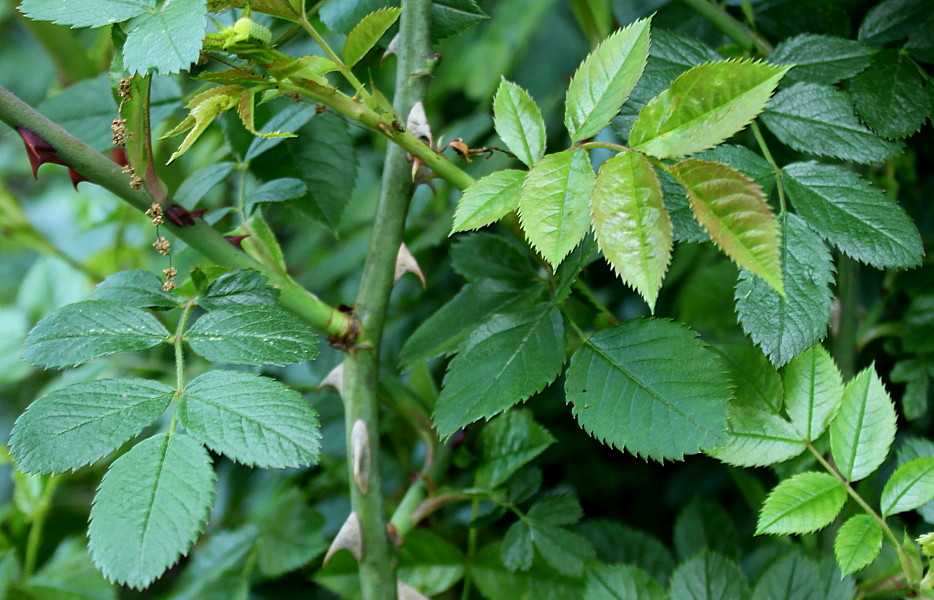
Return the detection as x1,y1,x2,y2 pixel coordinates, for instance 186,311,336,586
23,476,61,578
577,141,626,152
297,16,371,102
679,0,772,53
460,498,480,600
339,1,432,598
835,253,858,380
0,85,353,340
169,299,195,436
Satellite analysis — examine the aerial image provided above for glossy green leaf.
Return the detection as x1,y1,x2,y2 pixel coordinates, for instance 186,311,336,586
735,213,834,367
248,177,307,206
123,0,207,75
502,521,533,571
564,16,651,141
10,378,173,475
19,537,116,600
198,269,279,310
253,488,327,577
716,344,782,412
830,366,897,482
180,370,320,468
858,0,934,44
834,515,882,575
761,82,903,164
850,50,929,139
707,406,805,467
566,318,730,460
493,80,546,167
584,564,666,600
696,144,776,196
783,161,923,269
671,159,782,293
473,543,583,600
519,148,595,268
20,0,154,27
433,305,566,438
658,170,708,244
397,530,465,595
343,8,401,67
591,149,671,311
532,524,595,577
476,409,555,489
186,306,318,366
756,472,846,535
881,457,934,517
174,162,236,206
668,551,749,600
23,300,170,368
768,34,873,85
450,232,537,282
783,345,844,442
629,60,788,158
88,433,215,589
92,270,178,309
452,170,525,233
750,553,824,600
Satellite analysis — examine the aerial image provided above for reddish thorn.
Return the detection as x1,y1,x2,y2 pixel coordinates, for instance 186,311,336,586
164,204,208,227
224,234,250,250
16,127,66,180
68,168,88,190
450,429,466,448
111,146,128,167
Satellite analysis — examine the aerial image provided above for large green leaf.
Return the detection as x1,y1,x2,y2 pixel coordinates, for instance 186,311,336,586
850,50,929,139
169,526,256,600
564,16,651,142
433,305,566,438
671,159,782,293
451,170,525,233
673,499,740,561
473,544,583,600
20,0,154,27
578,521,675,585
123,0,207,75
716,344,782,412
343,8,401,67
629,60,788,159
476,409,555,489
707,406,805,467
198,269,279,310
833,515,882,576
92,270,179,309
502,521,533,571
761,82,903,164
19,537,116,600
248,178,308,206
528,522,595,577
450,233,537,283
519,148,595,268
583,564,666,600
857,0,934,44
591,149,671,311
881,457,934,517
830,367,897,482
493,81,546,168
668,551,749,600
783,162,923,269
88,433,215,589
767,34,873,85
186,306,318,366
397,529,465,596
735,213,833,367
782,345,844,442
253,488,327,577
756,472,846,535
180,370,320,468
565,318,730,460
23,300,170,368
10,378,174,475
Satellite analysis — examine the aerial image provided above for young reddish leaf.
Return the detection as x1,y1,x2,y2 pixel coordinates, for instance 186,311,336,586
590,149,671,311
671,159,782,294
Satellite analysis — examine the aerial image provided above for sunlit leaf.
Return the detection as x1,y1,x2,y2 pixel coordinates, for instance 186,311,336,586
830,366,897,482
343,8,402,67
834,515,882,575
452,170,525,233
756,472,846,535
493,80,546,167
783,345,844,442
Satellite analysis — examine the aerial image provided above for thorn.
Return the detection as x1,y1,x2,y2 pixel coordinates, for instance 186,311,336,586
398,581,430,600
324,512,362,565
16,127,67,179
394,243,426,287
224,234,250,250
351,420,370,495
68,168,88,190
382,34,399,63
318,363,344,397
406,101,432,147
164,204,208,227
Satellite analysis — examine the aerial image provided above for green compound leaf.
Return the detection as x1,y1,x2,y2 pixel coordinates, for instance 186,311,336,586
591,149,671,311
181,370,320,469
19,0,155,27
850,49,929,139
735,214,834,367
706,406,805,467
767,34,873,85
783,345,844,443
668,551,750,600
92,270,179,309
88,433,215,589
23,300,170,368
756,472,846,535
750,553,825,600
431,0,488,39
830,366,897,482
248,178,308,206
10,378,173,475
198,269,279,310
123,0,208,75
881,457,934,517
502,521,533,571
397,530,466,596
629,60,788,159
834,515,882,575
186,306,318,366
566,318,730,461
716,343,783,412
564,16,651,142
254,488,327,577
761,82,904,164
343,8,401,67
452,170,525,233
476,409,555,489
584,564,667,600
531,524,595,577
161,86,242,164
494,80,546,168
783,162,923,269
519,148,595,268
450,232,537,282
671,159,782,293
433,305,566,438
858,0,934,44
473,543,584,600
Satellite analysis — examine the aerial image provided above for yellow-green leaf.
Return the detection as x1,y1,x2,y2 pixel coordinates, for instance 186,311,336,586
591,149,671,311
343,8,402,68
161,85,243,164
236,89,297,139
630,60,789,159
452,170,525,233
493,80,546,168
671,159,782,293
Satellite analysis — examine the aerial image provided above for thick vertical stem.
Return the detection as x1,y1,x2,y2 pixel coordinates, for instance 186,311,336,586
835,253,858,380
341,1,432,599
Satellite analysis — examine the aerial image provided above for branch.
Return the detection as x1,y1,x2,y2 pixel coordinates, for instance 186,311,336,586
0,85,354,339
679,0,773,53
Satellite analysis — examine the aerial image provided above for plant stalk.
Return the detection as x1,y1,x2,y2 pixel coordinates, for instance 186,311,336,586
23,476,60,578
679,0,772,53
835,253,858,380
340,1,432,598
